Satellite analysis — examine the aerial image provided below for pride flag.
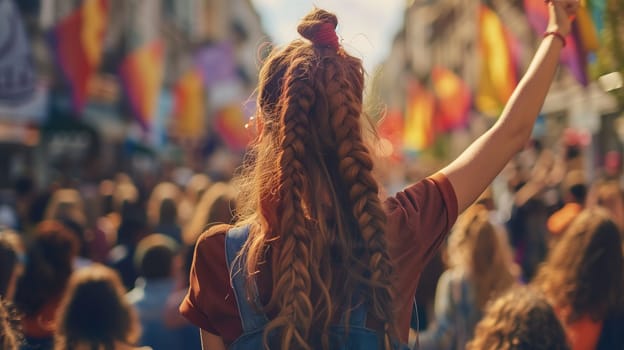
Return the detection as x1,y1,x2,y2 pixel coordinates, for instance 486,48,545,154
48,0,108,112
403,81,435,152
476,5,518,118
431,66,471,131
173,69,206,139
119,40,165,130
214,104,253,151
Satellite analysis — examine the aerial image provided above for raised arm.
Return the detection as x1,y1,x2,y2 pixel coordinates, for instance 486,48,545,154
441,0,579,213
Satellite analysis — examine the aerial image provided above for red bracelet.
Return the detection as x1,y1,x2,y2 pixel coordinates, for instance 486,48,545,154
544,31,566,47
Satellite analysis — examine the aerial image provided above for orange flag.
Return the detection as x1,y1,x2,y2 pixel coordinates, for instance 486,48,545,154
476,5,518,118
173,69,205,139
119,41,165,130
431,66,471,131
403,81,435,152
576,1,600,52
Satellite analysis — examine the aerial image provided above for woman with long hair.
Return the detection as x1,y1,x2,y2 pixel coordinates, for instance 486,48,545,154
54,264,150,350
14,220,79,350
181,2,579,349
467,286,569,350
533,208,624,350
182,181,237,245
419,204,517,349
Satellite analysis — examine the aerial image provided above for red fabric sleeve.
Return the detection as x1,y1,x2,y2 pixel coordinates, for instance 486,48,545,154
384,172,458,341
385,172,458,264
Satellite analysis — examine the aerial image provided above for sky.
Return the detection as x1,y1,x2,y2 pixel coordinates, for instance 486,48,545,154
250,0,407,73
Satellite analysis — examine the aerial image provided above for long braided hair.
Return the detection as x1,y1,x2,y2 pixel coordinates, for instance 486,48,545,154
233,8,395,350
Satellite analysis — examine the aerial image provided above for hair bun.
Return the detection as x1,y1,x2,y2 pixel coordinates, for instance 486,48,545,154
297,9,339,49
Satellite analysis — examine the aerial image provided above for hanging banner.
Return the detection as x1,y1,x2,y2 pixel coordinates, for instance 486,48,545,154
0,0,36,105
194,42,237,88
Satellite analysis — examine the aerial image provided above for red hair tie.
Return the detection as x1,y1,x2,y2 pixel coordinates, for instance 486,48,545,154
312,23,339,49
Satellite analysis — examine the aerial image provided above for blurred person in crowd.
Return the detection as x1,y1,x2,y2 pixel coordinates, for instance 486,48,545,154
14,175,36,232
0,229,25,300
546,170,587,247
178,174,212,227
44,189,95,268
0,230,24,349
14,221,79,350
418,204,517,349
107,202,148,291
26,181,60,234
182,181,237,245
163,181,237,349
505,153,551,282
92,179,119,262
162,245,202,350
92,178,140,263
466,286,569,350
146,182,182,243
0,189,19,232
44,189,87,230
180,3,580,349
587,179,624,233
127,234,178,350
99,177,140,248
1,298,22,350
53,264,150,350
533,208,624,350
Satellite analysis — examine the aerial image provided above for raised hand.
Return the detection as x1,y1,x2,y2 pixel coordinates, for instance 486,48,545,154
547,0,580,36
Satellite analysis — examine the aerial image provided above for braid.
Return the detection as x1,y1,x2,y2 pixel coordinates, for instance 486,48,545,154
239,8,397,350
323,58,395,344
264,57,316,350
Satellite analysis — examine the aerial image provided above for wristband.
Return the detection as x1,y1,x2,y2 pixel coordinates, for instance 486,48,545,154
544,31,566,47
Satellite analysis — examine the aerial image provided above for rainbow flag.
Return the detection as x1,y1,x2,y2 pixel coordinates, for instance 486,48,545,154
214,104,253,150
524,0,590,86
173,69,205,139
48,0,108,112
119,40,165,130
431,66,471,131
476,5,518,118
403,81,435,152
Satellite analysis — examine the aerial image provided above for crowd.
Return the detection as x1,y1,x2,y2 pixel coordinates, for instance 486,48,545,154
413,138,624,349
1,134,623,350
2,1,624,350
0,171,237,349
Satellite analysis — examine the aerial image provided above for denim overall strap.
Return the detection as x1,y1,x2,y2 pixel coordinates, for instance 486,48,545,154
340,291,368,327
225,225,269,332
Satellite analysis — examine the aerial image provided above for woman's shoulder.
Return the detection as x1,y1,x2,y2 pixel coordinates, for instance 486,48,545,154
196,223,233,245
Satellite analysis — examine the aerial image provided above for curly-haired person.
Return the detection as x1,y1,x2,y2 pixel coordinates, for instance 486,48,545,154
467,286,569,350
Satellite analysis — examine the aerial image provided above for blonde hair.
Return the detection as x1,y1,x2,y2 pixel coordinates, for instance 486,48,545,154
447,204,516,308
146,182,181,229
182,182,237,245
